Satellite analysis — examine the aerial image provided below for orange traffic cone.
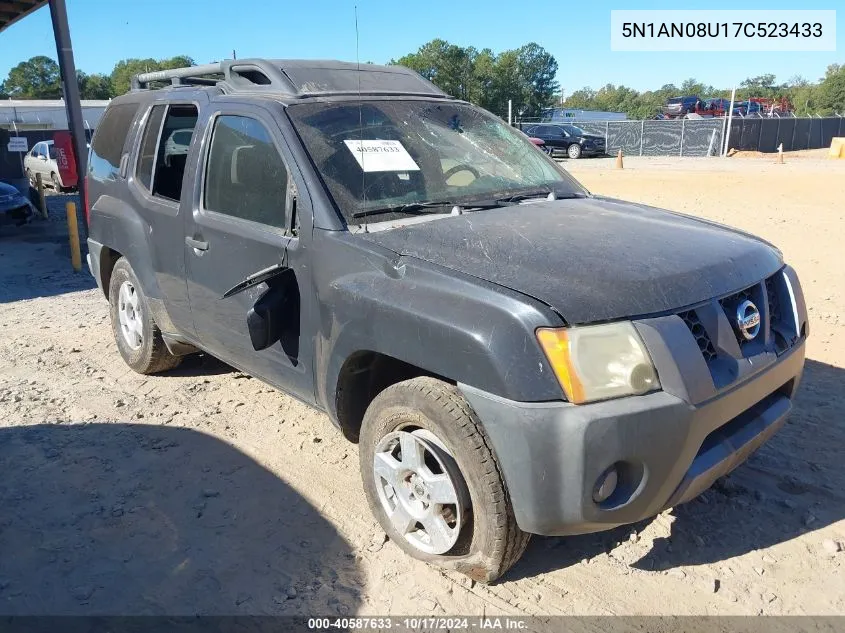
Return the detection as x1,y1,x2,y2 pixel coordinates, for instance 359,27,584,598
615,148,624,169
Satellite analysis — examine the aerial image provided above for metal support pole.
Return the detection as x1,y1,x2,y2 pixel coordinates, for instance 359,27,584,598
722,86,736,157
49,0,88,238
507,100,512,126
639,120,644,156
680,118,685,157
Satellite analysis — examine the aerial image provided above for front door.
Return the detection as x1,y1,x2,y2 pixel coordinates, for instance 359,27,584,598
184,105,313,403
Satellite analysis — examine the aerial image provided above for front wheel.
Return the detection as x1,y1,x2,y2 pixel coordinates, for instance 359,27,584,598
51,172,62,191
567,143,582,159
359,377,529,583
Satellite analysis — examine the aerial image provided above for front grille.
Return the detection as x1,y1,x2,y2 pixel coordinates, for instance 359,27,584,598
676,270,796,372
678,310,717,361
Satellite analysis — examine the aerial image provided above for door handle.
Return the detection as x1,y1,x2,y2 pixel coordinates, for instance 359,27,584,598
185,236,209,251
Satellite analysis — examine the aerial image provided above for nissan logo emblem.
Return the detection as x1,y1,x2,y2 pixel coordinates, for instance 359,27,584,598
736,300,761,341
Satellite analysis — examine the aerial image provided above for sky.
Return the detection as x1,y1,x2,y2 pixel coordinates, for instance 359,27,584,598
0,0,841,95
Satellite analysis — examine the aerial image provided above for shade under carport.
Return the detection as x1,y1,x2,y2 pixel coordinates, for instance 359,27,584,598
1,0,88,235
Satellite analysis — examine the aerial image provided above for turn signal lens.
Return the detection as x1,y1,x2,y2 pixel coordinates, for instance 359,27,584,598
537,322,660,404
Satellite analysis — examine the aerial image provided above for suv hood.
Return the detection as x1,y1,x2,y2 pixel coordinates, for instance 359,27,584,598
358,197,783,324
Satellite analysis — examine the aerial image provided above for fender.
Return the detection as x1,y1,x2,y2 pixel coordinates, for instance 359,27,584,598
312,233,566,421
90,194,160,299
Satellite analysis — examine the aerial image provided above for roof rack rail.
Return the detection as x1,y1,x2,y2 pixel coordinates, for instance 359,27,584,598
131,59,449,99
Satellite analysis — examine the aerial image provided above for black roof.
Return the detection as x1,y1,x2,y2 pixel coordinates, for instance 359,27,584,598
131,58,449,100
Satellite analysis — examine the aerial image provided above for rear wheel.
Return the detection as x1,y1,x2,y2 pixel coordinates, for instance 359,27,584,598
359,377,529,583
567,143,582,159
108,258,181,374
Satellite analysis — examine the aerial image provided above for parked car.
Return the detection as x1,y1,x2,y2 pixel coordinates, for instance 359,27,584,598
86,59,808,583
0,181,35,226
24,140,69,191
521,123,606,158
663,95,700,118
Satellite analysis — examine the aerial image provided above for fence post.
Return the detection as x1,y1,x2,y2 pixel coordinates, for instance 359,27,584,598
605,121,609,150
66,201,82,272
680,118,685,157
35,173,48,220
639,120,644,156
722,86,736,156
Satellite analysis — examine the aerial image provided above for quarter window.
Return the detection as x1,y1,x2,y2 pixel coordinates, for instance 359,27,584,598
89,102,139,176
203,115,289,230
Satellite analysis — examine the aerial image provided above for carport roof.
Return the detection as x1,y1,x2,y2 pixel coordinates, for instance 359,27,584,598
0,0,47,33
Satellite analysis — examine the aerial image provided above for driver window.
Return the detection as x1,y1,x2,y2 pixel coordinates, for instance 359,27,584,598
203,114,290,230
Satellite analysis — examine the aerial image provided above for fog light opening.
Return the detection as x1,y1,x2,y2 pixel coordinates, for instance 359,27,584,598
592,465,619,503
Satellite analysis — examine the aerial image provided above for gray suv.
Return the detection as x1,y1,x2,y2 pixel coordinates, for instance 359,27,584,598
85,59,808,582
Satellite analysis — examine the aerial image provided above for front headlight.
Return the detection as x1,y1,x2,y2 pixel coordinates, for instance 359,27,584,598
536,322,660,404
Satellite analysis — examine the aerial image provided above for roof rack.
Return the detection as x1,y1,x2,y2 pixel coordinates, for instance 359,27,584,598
131,59,450,100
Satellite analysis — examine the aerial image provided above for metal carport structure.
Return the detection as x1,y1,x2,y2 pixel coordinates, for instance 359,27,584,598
1,0,88,231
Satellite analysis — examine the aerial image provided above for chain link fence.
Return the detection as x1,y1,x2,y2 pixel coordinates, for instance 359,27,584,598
517,116,845,157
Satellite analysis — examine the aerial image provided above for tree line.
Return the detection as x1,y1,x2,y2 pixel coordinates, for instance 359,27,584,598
0,55,196,100
0,43,561,118
2,46,842,119
562,69,845,119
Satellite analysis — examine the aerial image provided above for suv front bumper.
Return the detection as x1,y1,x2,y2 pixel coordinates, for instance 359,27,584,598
460,340,804,536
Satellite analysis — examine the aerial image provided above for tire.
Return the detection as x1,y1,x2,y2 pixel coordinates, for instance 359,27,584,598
25,169,34,187
51,172,61,191
543,146,554,156
567,143,582,159
359,377,530,583
108,257,181,374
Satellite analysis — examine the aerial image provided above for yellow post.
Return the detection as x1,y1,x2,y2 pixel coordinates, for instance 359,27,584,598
35,173,48,219
66,201,82,272
615,148,624,169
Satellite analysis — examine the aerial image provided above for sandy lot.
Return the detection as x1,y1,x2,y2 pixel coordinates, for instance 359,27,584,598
0,157,843,618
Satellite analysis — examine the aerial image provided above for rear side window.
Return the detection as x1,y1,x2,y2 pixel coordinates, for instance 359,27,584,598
89,102,139,182
203,115,289,230
136,105,166,191
152,104,198,202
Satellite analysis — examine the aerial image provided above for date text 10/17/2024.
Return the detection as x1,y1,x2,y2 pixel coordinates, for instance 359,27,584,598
307,617,528,630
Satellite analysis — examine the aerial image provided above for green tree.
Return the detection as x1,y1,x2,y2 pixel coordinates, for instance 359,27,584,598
0,56,62,99
738,73,779,99
394,40,558,118
76,71,115,100
815,64,845,114
109,55,195,95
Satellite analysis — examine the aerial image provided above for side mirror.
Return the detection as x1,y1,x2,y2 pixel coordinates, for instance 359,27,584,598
247,284,289,351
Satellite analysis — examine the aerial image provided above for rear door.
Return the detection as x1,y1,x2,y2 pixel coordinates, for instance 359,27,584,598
183,102,314,403
126,101,202,335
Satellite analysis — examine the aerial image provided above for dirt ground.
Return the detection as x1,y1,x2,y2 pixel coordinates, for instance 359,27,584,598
0,158,843,618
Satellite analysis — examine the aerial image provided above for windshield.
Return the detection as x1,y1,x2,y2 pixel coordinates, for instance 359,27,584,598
286,99,586,224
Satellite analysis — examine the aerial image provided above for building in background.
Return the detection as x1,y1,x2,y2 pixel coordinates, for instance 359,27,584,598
1,99,108,132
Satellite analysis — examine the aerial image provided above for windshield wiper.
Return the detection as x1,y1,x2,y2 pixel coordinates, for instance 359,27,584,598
496,189,587,204
351,201,459,219
352,200,503,219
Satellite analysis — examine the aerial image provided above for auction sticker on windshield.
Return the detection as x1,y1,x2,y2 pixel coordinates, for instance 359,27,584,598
344,139,421,172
